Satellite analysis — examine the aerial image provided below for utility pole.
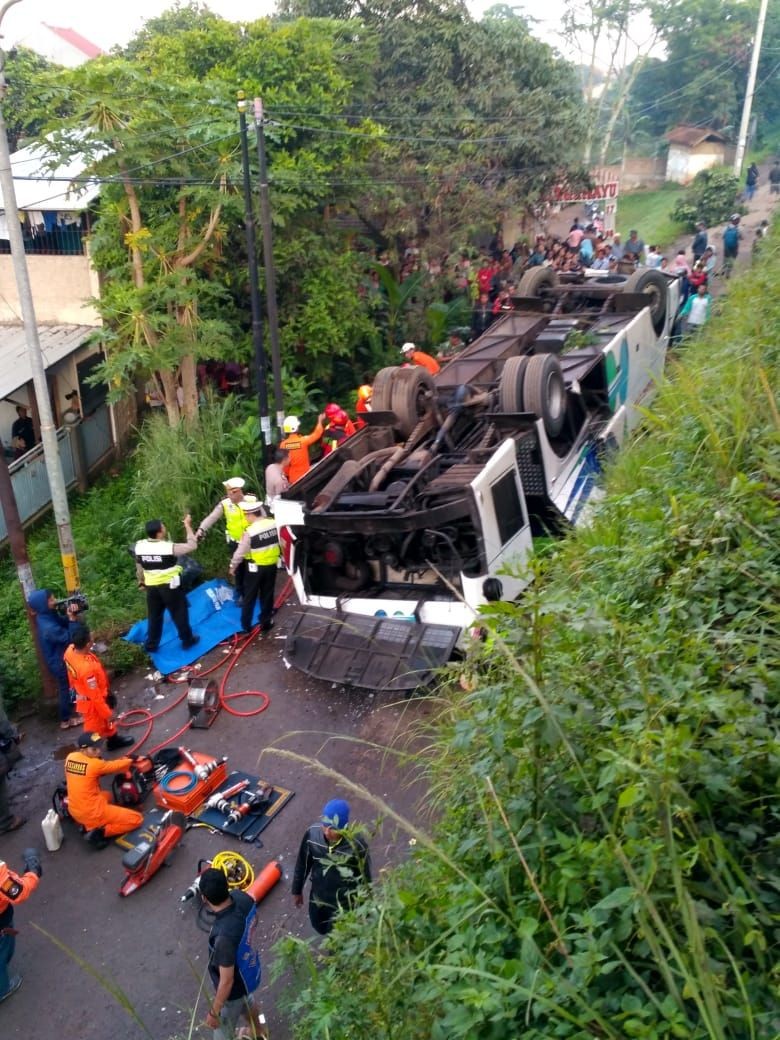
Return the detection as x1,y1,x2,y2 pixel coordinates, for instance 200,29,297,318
237,92,271,448
733,0,769,177
253,97,284,433
0,0,80,594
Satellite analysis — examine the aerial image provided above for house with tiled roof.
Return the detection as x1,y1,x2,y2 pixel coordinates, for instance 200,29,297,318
665,126,734,184
14,22,104,67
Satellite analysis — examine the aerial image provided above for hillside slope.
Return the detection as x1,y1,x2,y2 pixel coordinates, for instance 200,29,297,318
278,238,779,1040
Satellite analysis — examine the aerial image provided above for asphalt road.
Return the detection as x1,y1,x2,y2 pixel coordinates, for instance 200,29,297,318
1,595,434,1039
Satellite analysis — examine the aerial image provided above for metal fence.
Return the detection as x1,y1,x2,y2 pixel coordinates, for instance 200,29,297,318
0,403,113,543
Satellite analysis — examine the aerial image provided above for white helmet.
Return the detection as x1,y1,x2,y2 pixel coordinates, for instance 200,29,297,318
282,415,300,434
401,341,415,354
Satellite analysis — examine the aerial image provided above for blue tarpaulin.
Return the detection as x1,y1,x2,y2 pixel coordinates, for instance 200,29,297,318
124,579,260,675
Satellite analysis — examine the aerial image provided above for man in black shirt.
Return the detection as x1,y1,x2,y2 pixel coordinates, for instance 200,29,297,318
10,406,34,456
291,798,372,935
199,868,266,1039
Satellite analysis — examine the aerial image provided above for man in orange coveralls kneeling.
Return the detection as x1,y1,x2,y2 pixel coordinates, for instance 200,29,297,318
64,624,134,750
64,732,143,848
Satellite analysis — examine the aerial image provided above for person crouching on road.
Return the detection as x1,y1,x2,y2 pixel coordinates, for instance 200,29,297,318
0,847,42,1003
134,514,200,654
291,798,372,935
27,588,83,730
229,499,280,635
195,477,252,604
64,732,143,847
64,624,133,750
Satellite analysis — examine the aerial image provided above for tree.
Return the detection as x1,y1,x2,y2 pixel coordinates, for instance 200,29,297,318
624,0,780,141
277,1,583,259
2,46,62,150
42,13,383,425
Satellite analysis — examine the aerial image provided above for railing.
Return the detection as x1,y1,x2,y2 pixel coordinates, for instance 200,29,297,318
0,403,113,544
0,226,87,256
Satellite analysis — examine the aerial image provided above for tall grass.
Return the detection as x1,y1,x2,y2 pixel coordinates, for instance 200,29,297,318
617,185,687,250
272,238,779,1037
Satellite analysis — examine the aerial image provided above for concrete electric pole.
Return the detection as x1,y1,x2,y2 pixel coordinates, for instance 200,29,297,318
733,0,769,177
0,0,81,594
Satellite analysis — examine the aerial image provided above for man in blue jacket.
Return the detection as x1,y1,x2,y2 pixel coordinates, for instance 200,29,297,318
27,589,82,729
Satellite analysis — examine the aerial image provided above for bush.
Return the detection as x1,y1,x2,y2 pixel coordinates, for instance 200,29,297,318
670,166,745,231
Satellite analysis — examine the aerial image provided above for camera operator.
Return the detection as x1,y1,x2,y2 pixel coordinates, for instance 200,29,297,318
27,589,84,730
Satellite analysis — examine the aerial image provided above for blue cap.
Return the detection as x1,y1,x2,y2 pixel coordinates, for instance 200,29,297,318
321,798,350,830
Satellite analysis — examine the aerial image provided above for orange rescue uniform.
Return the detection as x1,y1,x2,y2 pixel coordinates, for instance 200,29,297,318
408,350,440,375
64,645,116,739
0,864,39,916
64,751,144,837
280,421,324,483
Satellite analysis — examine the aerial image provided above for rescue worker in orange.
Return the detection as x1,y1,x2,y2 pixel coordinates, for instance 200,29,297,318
64,624,133,750
64,732,143,847
280,413,326,484
322,403,357,455
400,341,440,375
355,384,372,429
0,847,42,1003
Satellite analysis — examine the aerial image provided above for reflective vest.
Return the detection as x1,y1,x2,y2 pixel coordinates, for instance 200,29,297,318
222,498,249,543
245,518,280,566
134,539,182,587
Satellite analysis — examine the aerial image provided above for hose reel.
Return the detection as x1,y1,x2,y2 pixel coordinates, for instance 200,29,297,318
187,679,220,729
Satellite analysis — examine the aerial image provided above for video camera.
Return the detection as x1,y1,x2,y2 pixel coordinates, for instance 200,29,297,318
53,592,89,615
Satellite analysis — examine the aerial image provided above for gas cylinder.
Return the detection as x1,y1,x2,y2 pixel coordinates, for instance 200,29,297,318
42,808,64,851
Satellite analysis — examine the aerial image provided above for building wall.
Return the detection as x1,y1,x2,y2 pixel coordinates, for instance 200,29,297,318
0,254,101,324
666,143,730,185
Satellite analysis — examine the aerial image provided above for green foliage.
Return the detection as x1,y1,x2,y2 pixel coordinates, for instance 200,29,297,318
670,167,744,232
617,185,687,250
626,0,780,137
274,236,780,1036
2,46,63,150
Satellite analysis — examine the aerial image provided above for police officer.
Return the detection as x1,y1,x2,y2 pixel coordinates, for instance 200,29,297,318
228,499,280,635
134,514,199,654
195,477,252,602
64,732,143,847
0,847,42,1002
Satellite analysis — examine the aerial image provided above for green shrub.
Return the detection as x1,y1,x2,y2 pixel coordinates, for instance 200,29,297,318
670,167,745,231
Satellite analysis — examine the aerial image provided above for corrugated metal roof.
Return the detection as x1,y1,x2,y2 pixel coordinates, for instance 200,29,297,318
2,139,100,213
0,323,98,399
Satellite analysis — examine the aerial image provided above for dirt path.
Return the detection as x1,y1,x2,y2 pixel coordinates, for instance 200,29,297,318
546,160,779,298
668,160,778,297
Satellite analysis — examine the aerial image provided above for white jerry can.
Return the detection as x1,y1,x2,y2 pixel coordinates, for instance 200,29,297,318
41,808,64,851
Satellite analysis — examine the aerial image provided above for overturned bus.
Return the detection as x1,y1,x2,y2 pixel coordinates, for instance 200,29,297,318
275,268,680,691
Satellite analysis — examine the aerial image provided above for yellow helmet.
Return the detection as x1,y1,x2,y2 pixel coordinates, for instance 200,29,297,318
357,384,373,402
282,416,300,434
